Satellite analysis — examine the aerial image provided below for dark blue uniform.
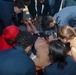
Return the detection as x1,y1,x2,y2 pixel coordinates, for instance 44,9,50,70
62,0,76,8
28,0,36,19
0,46,36,75
54,6,76,28
37,0,61,17
37,0,55,17
0,0,14,35
44,55,76,75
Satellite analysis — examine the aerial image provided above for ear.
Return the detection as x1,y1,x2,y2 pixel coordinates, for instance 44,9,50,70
25,46,31,53
63,38,68,43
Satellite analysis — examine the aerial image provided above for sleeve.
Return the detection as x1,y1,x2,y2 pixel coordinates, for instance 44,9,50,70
0,1,14,27
26,63,36,75
43,67,50,75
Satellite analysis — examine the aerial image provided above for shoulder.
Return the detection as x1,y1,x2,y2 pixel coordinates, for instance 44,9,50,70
44,63,57,75
54,6,76,16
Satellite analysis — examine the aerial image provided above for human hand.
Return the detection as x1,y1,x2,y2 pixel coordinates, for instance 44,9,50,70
26,18,38,34
37,16,42,24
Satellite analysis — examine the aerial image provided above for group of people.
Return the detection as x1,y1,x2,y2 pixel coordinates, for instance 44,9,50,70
0,0,76,75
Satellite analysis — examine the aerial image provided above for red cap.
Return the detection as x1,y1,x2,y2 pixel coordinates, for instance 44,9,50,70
2,25,20,40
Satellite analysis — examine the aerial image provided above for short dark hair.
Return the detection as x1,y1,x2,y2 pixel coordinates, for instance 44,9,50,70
41,16,54,31
21,0,31,6
49,40,67,69
14,0,25,8
16,31,34,49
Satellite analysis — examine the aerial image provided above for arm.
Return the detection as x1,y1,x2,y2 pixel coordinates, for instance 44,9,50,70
23,18,38,34
33,37,50,68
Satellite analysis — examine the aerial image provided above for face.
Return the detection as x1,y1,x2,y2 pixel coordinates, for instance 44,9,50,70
60,38,68,43
14,7,23,14
47,20,56,28
68,37,76,48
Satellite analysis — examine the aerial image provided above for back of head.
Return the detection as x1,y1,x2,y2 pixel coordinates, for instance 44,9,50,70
16,31,34,49
41,16,54,31
14,0,26,8
2,25,20,40
57,26,76,39
49,40,67,69
21,0,31,6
